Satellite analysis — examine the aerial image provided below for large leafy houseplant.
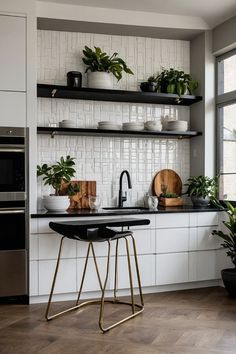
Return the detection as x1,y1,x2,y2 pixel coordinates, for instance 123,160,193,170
157,68,198,97
82,46,133,84
211,199,236,297
37,156,79,211
185,175,218,206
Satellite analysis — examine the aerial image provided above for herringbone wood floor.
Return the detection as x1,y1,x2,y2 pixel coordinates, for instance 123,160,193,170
0,287,236,354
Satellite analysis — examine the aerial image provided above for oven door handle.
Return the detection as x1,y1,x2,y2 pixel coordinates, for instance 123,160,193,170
0,147,25,153
0,209,25,214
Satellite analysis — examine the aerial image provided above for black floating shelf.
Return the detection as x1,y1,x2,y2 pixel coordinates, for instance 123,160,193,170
37,127,202,139
37,84,202,106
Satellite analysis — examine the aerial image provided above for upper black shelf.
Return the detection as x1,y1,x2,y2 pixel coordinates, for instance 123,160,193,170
37,126,202,139
37,84,202,106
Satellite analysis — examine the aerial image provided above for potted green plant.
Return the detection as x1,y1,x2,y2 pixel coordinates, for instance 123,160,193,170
82,46,133,89
37,155,78,211
140,74,158,92
211,199,236,297
185,175,218,207
157,68,198,96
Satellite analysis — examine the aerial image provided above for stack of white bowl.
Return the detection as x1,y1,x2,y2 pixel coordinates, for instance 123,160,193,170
144,120,162,131
123,121,144,131
167,120,188,132
59,120,76,128
97,121,122,130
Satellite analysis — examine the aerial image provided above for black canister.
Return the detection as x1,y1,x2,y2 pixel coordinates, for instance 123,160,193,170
67,71,82,88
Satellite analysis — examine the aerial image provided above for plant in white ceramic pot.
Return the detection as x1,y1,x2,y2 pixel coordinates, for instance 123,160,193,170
82,46,133,89
37,155,78,211
185,175,218,207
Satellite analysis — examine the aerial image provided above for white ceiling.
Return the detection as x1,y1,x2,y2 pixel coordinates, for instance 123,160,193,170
39,0,236,28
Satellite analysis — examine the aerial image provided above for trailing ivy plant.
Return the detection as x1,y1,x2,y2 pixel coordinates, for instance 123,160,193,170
37,155,77,196
82,46,133,81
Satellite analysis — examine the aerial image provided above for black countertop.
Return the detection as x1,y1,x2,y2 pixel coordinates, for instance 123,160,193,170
31,205,221,218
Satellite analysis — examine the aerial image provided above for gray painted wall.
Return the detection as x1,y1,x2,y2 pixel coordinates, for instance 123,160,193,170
190,31,215,177
213,15,236,55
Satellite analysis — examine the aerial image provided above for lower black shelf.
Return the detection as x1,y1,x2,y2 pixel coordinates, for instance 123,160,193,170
37,127,202,139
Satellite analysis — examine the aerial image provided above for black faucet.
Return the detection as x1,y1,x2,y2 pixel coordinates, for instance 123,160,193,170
118,170,132,208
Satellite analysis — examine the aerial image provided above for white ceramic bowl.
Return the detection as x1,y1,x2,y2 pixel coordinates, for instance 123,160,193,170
43,195,70,211
123,122,144,131
144,121,162,131
167,120,188,132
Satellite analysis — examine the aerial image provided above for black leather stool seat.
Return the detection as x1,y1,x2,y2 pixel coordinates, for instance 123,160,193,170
49,222,132,242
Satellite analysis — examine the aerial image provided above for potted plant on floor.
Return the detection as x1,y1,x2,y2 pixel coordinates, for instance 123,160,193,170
211,199,236,297
82,46,133,89
185,175,218,207
37,155,78,211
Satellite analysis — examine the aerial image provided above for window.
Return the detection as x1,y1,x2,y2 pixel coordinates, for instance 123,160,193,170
217,50,236,201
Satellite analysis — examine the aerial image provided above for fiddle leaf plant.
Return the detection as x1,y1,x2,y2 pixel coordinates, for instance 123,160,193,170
82,46,134,81
37,155,77,196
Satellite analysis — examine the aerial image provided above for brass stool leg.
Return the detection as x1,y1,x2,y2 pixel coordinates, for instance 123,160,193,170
91,243,103,291
124,237,135,314
114,239,119,301
131,234,144,307
99,240,111,332
45,236,65,320
76,242,92,305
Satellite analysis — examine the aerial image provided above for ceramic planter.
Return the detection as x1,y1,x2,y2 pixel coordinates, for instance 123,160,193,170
43,195,70,211
221,268,236,297
88,72,113,89
140,82,157,92
191,196,210,207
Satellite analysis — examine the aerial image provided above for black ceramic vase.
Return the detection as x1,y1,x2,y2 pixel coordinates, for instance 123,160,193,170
67,71,82,88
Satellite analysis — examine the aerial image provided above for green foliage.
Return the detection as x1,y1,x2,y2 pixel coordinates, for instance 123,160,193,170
37,156,76,196
185,175,218,199
211,198,236,268
160,184,180,198
156,68,198,96
82,46,133,81
67,182,80,197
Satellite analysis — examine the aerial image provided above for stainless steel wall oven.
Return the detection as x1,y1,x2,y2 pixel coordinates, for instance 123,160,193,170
0,127,28,303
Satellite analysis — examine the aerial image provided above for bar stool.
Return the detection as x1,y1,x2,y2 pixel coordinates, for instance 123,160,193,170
46,218,149,333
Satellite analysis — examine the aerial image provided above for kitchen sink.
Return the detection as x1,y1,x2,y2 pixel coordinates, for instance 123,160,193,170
102,207,148,213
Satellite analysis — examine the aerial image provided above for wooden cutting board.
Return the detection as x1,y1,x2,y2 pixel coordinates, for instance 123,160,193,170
153,169,182,197
60,180,96,209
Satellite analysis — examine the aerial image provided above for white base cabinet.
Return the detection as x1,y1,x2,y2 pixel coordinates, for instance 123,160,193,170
29,211,223,301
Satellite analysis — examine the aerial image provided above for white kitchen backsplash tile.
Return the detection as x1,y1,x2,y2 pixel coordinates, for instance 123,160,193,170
37,30,191,207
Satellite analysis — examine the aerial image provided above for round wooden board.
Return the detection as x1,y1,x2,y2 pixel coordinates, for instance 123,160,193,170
153,169,182,197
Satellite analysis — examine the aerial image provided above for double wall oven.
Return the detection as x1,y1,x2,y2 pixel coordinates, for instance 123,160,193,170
0,127,28,302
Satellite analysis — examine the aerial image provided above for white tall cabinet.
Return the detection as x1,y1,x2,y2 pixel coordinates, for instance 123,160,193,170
0,14,26,127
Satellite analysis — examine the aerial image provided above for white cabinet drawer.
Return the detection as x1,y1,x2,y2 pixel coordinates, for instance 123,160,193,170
38,259,77,295
77,257,109,292
189,251,218,281
156,253,189,285
0,91,26,127
38,233,76,260
189,227,221,251
156,228,189,253
155,213,189,229
109,254,155,289
189,212,219,227
0,15,26,91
